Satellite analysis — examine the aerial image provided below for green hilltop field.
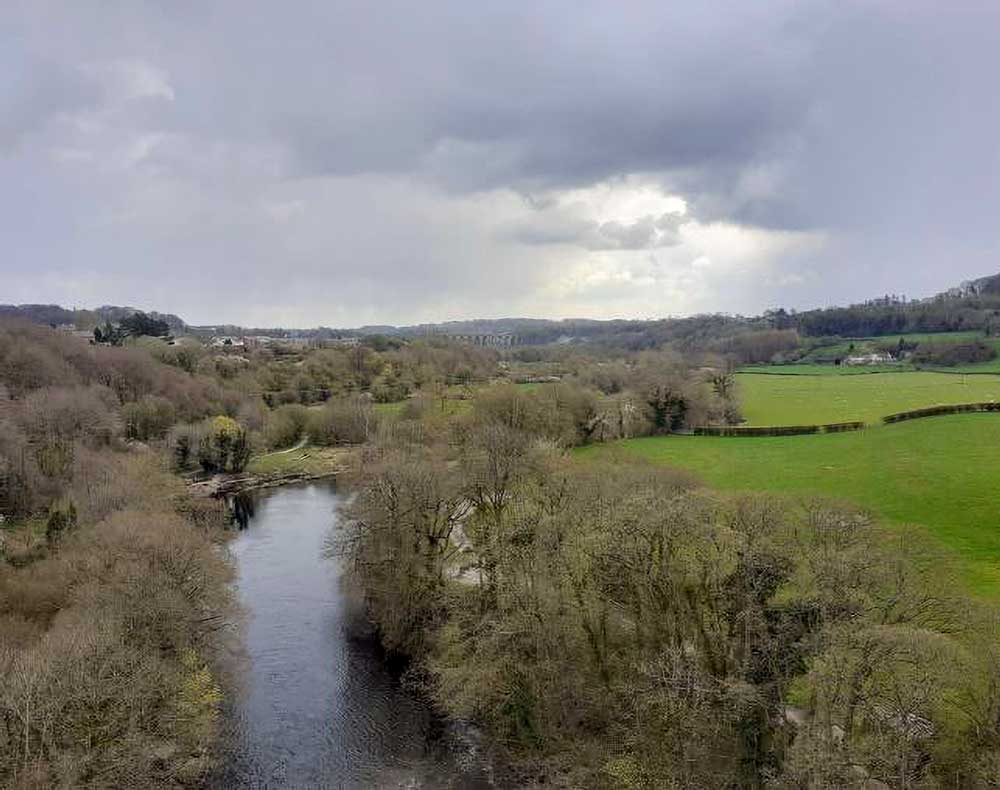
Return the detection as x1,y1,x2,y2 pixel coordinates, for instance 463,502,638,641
738,369,1000,425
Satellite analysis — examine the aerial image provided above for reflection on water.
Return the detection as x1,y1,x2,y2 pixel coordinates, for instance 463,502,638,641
214,483,499,789
229,491,255,530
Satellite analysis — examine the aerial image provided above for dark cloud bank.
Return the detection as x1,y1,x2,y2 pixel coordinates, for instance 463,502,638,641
2,1,998,326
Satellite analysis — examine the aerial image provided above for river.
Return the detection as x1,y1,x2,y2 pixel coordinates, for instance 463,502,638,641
213,482,500,789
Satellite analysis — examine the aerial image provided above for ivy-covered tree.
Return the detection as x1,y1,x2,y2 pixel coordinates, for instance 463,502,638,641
93,312,171,345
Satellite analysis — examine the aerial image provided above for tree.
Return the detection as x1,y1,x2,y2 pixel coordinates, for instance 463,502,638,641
194,416,251,473
646,383,688,433
93,312,170,346
336,447,470,653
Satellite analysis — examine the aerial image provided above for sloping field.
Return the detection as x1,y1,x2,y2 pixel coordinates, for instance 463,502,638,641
738,370,1000,425
578,414,1000,595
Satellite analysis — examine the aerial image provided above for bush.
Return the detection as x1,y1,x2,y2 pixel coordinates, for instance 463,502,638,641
169,423,201,471
309,398,376,445
44,500,78,545
150,341,206,374
122,395,177,440
264,403,310,449
472,383,600,446
20,386,120,448
197,416,252,473
169,417,252,473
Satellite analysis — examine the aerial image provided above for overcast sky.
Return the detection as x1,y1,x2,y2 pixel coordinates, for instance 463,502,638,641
3,1,999,327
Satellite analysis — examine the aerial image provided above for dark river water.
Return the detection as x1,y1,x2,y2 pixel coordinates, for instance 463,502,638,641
213,482,500,789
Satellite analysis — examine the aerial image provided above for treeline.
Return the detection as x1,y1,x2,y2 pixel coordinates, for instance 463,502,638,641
187,337,501,405
339,406,1000,788
0,320,236,787
911,340,997,367
775,293,1000,339
0,303,186,334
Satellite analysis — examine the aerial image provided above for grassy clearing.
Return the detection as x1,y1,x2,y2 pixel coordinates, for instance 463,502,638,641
578,414,1000,596
737,370,1000,425
373,396,473,418
373,400,407,417
246,444,350,477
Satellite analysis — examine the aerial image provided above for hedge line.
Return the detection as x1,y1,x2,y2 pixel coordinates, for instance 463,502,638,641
694,421,866,437
883,402,1000,424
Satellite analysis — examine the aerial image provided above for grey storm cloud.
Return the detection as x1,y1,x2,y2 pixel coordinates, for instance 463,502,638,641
500,211,684,251
2,1,1000,326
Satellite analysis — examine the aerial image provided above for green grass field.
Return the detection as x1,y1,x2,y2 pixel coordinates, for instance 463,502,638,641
578,414,1000,596
737,370,1000,425
373,401,407,417
246,444,349,476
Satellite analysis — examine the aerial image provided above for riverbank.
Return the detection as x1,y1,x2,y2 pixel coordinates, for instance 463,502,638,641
188,445,356,498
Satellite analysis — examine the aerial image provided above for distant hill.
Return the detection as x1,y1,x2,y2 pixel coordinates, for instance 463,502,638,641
948,272,1000,298
7,269,1000,347
784,271,1000,338
0,304,78,327
0,304,187,334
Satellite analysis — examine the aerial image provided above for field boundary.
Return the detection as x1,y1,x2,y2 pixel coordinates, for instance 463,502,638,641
737,368,908,377
739,365,1000,377
912,367,1000,376
883,402,1000,423
694,403,1000,436
694,421,865,437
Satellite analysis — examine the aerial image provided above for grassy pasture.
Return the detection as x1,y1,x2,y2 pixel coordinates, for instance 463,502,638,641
578,414,1000,596
737,370,1000,425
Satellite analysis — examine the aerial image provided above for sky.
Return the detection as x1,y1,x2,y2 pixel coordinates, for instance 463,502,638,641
3,1,999,328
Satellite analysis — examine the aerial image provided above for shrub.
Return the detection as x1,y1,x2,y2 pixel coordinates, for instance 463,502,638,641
169,417,251,473
122,395,177,440
309,398,376,445
169,423,201,471
197,416,251,473
20,386,120,448
150,341,206,374
264,403,310,449
44,501,78,545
